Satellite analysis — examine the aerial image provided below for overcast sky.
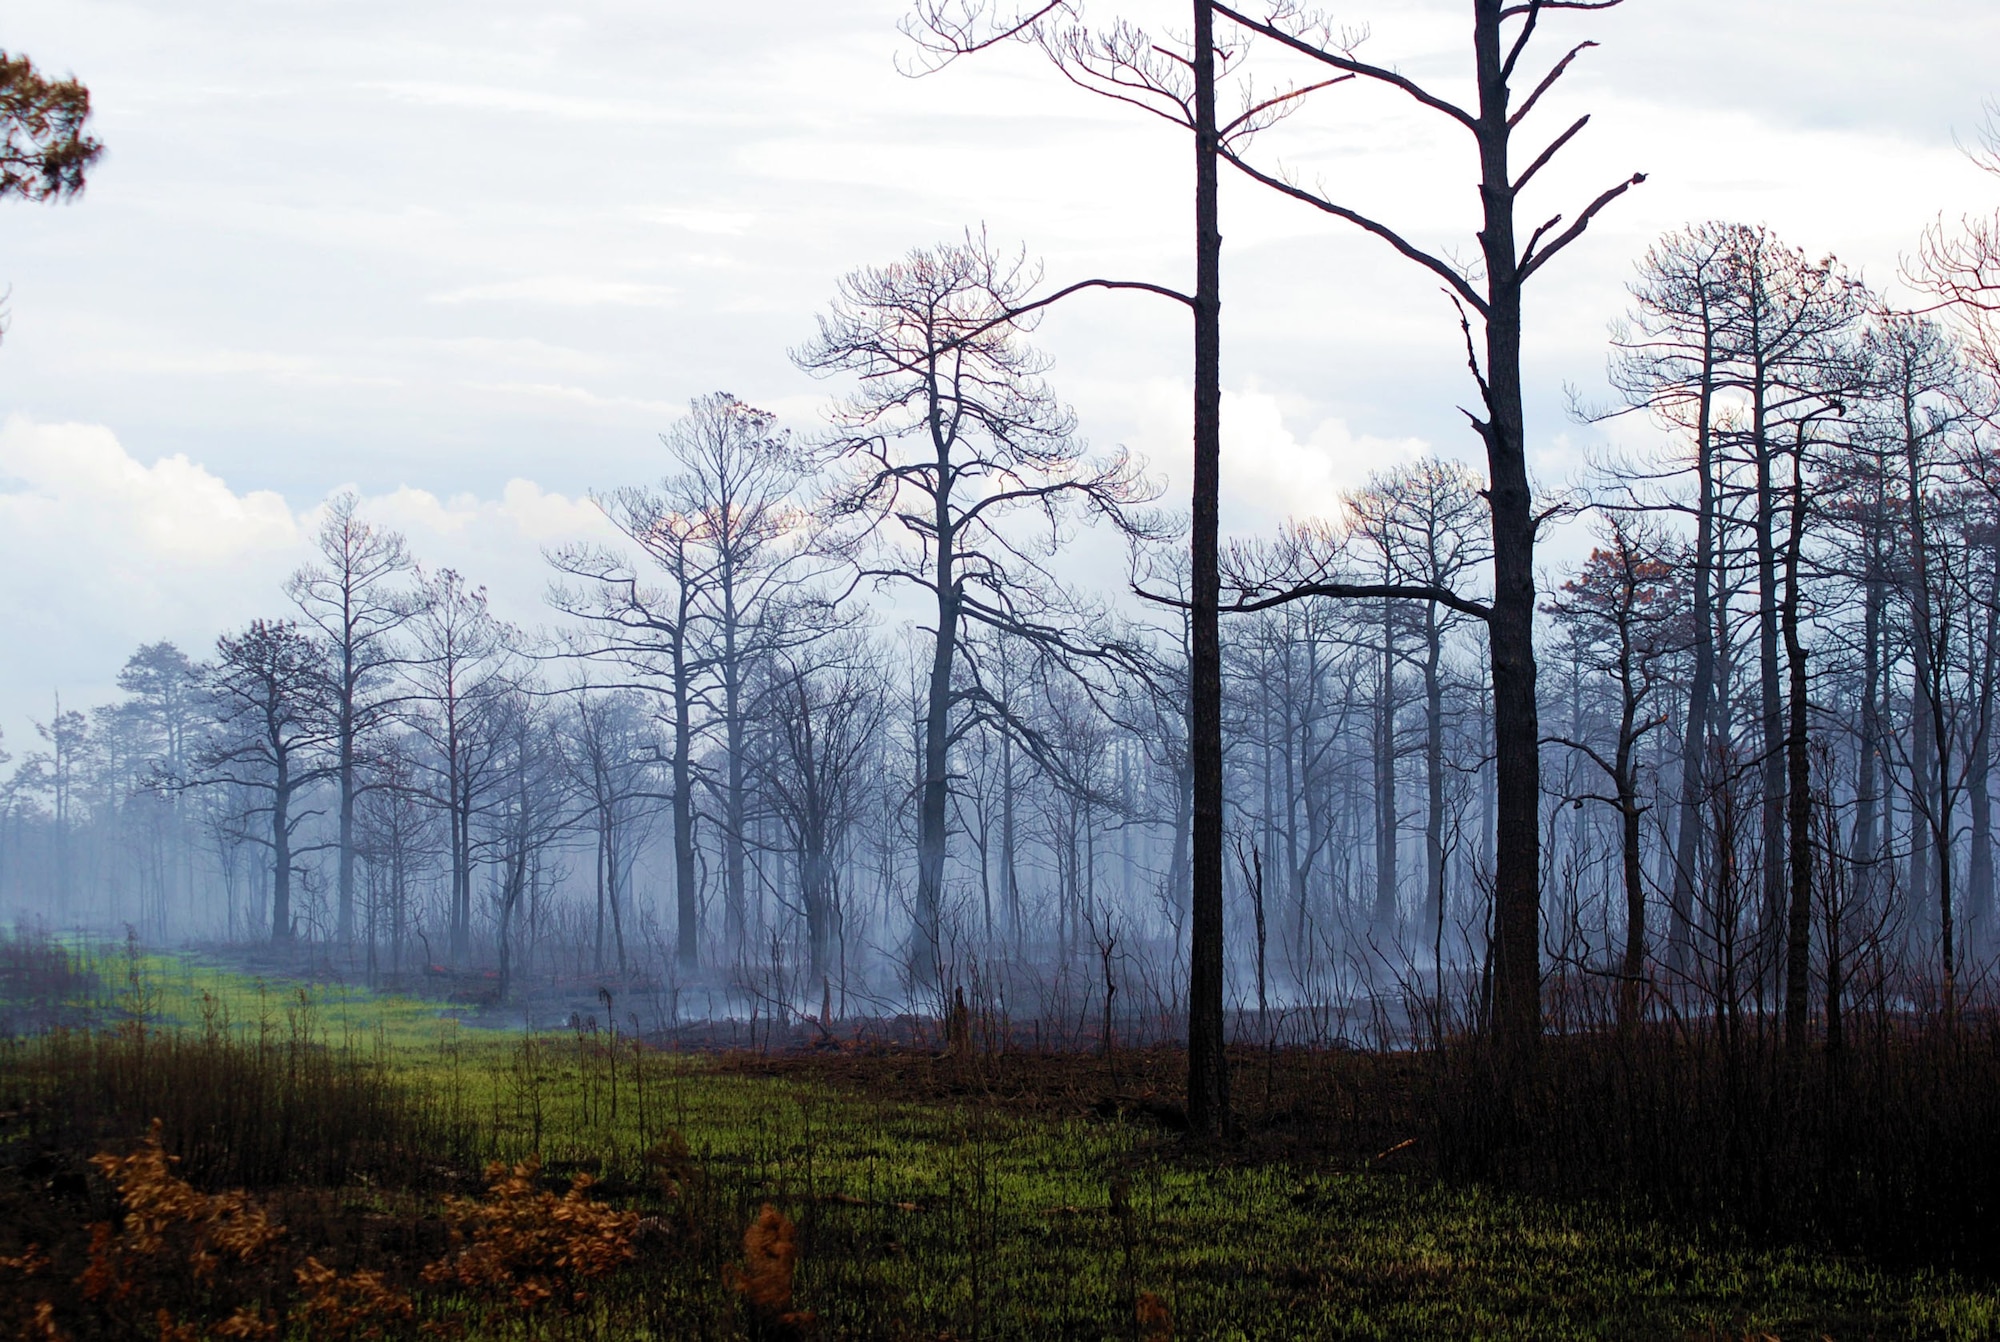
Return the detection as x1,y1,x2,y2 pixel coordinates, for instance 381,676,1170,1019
1,0,1996,750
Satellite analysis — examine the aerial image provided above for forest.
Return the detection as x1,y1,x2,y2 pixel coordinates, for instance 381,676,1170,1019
8,216,1990,1038
6,1,2000,1338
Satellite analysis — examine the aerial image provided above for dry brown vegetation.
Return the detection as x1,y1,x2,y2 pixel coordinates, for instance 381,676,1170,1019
2,1118,662,1341
726,1203,815,1339
0,987,750,1341
423,1156,641,1314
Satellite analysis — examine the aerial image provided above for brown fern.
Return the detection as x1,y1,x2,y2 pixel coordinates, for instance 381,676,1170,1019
725,1204,815,1338
206,1304,278,1340
291,1256,415,1340
82,1119,285,1316
422,1156,640,1313
22,1300,65,1342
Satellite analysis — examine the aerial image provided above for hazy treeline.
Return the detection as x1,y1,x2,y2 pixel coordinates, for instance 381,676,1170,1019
3,213,1999,1041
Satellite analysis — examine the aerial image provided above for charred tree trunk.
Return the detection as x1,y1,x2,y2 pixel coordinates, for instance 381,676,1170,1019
337,700,356,947
1424,608,1448,949
1374,598,1400,936
916,571,961,987
1003,729,1021,951
1669,343,1719,977
673,641,700,973
1751,356,1788,1003
1186,0,1230,1139
1852,535,1885,881
1970,549,1998,955
1781,439,1813,1050
1473,0,1544,1053
723,621,749,955
270,754,294,944
1616,737,1644,1032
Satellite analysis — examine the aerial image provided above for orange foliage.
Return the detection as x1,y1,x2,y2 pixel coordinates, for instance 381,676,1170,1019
152,1309,202,1342
21,1125,677,1339
291,1256,416,1340
22,1300,65,1341
210,1305,280,1339
421,1156,640,1312
1136,1291,1172,1342
725,1203,815,1338
59,1121,412,1340
82,1120,285,1306
153,1304,276,1341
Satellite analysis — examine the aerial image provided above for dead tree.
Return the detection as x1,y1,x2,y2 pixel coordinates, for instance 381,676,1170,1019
755,638,889,984
668,393,834,957
1211,0,1645,1052
403,570,513,962
794,233,1158,992
1544,517,1683,1030
1346,461,1491,945
549,496,715,972
200,620,337,944
285,492,416,949
1603,225,1735,979
904,0,1329,1136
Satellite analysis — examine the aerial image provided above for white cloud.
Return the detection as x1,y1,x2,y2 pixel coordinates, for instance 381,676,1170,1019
368,81,684,124
0,416,299,565
1225,388,1432,528
0,416,306,742
0,417,613,748
642,207,759,236
1118,380,1434,534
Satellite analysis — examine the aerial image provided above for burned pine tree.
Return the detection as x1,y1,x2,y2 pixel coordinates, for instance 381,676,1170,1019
794,234,1160,992
1210,0,1646,1052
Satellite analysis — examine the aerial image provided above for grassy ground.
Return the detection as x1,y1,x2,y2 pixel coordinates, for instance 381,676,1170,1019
4,946,1998,1339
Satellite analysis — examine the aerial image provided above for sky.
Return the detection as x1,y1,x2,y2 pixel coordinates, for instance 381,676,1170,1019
0,0,1996,751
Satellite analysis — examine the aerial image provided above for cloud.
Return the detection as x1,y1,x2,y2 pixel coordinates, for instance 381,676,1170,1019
1,0,1994,747
0,416,303,740
368,80,687,124
1118,380,1434,534
428,277,681,307
0,415,300,568
1224,388,1432,528
0,417,612,747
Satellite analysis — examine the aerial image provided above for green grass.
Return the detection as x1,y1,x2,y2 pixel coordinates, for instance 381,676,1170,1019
87,939,478,1053
38,948,2000,1339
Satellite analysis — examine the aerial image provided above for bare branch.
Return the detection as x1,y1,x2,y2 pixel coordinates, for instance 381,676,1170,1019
1544,733,1619,782
1517,171,1647,280
1220,74,1353,141
1227,581,1494,622
1509,41,1596,129
1032,19,1201,129
1451,293,1491,402
900,0,1070,72
1499,0,1625,16
1217,144,1490,316
1512,113,1588,193
1211,2,1477,132
1501,1,1542,81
